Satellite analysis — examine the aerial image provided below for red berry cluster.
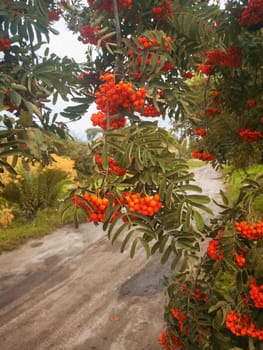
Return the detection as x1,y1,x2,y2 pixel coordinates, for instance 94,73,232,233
205,107,221,116
249,278,263,308
88,0,132,13
233,250,246,268
73,193,110,223
91,73,146,129
198,46,242,75
181,71,194,79
212,90,222,105
95,153,127,176
207,234,248,267
194,288,209,303
180,280,209,303
213,90,221,98
161,281,210,348
171,308,188,334
123,192,162,216
192,150,216,161
226,310,263,340
238,0,263,28
198,64,214,75
207,236,223,261
0,38,10,51
246,99,257,108
91,111,126,130
238,128,263,143
48,8,62,22
73,192,162,223
194,128,206,137
152,1,172,23
234,220,263,240
158,331,184,350
80,24,100,45
141,100,161,117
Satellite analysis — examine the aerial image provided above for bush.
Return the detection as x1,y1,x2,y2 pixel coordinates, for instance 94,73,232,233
1,168,69,220
0,197,14,227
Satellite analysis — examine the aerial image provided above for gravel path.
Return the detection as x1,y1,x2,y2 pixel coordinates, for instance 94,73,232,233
0,165,223,350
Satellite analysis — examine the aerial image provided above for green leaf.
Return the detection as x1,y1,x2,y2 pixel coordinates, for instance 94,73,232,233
23,100,42,118
120,229,137,253
161,245,173,264
11,83,27,91
165,183,174,208
130,238,138,258
159,178,167,201
219,189,229,205
111,222,130,245
138,237,151,258
103,201,121,230
193,210,205,231
208,301,228,314
9,89,22,106
73,210,79,229
180,184,202,193
170,250,182,270
186,194,210,204
0,159,17,176
183,206,192,231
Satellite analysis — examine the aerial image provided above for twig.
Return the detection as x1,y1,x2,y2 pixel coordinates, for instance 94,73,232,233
112,0,122,77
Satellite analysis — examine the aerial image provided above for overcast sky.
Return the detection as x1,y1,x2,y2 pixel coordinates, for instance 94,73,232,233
46,20,94,141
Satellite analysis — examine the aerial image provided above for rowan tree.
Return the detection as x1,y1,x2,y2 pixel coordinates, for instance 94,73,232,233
1,0,263,349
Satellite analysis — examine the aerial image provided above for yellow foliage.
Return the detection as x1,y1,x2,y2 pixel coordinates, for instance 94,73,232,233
47,154,77,179
0,155,77,188
0,203,14,227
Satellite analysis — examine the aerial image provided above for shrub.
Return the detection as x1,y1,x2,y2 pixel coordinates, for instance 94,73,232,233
1,168,69,220
0,197,14,227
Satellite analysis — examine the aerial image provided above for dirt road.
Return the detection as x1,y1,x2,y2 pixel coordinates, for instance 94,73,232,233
0,165,223,350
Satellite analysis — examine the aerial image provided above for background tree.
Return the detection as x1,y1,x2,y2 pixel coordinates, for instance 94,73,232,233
0,0,82,186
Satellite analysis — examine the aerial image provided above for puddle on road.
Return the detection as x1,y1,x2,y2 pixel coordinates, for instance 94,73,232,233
119,255,171,297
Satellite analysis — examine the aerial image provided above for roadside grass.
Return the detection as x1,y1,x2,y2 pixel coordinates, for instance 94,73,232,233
0,205,88,252
222,164,263,215
187,159,205,168
0,207,71,252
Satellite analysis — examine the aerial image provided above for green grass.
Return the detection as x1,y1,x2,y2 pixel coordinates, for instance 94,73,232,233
0,208,62,252
187,159,205,168
0,206,86,253
222,164,263,204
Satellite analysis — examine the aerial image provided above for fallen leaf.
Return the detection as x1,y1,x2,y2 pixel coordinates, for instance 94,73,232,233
110,316,120,321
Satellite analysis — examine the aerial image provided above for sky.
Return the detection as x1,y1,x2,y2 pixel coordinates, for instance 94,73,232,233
46,20,94,141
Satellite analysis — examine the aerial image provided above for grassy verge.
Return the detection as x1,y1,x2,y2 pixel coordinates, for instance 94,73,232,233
222,164,263,204
0,206,86,253
187,159,205,168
